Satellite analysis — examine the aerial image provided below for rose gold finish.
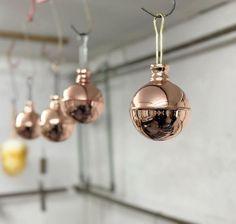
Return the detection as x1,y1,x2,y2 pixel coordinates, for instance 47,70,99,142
130,64,190,141
40,95,75,142
15,101,40,140
62,68,104,123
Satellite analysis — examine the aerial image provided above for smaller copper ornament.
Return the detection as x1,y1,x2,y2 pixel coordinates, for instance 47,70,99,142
15,101,40,140
40,95,75,142
62,68,104,123
130,64,190,141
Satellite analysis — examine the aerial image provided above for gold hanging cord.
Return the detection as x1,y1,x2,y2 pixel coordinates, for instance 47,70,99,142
141,0,176,64
153,14,165,64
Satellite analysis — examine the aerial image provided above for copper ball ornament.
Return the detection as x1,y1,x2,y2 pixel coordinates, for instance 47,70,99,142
62,68,104,123
15,101,40,140
40,95,75,142
130,64,190,141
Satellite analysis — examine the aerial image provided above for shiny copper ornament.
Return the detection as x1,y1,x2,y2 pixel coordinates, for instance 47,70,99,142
1,138,28,176
40,95,75,142
15,101,40,139
62,68,104,123
130,64,190,141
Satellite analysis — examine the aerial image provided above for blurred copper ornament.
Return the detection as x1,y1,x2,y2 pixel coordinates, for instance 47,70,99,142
40,95,75,142
130,64,190,141
62,68,104,123
1,138,27,176
15,101,40,140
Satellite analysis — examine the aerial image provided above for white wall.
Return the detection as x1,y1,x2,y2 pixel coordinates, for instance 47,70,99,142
82,2,236,224
0,58,79,191
1,1,236,224
0,57,82,223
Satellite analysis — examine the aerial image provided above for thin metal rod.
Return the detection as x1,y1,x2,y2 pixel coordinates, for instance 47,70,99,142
78,126,87,185
6,41,19,137
141,0,176,18
84,66,116,192
93,24,236,79
39,181,47,212
0,187,67,199
104,65,115,192
77,67,115,192
74,186,195,224
0,30,68,44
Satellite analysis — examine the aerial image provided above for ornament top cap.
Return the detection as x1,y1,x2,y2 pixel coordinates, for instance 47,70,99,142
50,95,60,101
50,95,60,110
76,68,91,85
150,64,169,82
24,101,34,113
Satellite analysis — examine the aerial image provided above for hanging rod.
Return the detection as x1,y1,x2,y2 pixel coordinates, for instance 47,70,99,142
0,187,67,199
93,24,236,80
74,186,196,224
0,30,69,44
0,185,196,223
78,65,116,193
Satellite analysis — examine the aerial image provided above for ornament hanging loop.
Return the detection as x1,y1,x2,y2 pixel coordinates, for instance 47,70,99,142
51,62,60,95
27,76,33,101
141,0,176,18
71,25,89,69
153,14,165,64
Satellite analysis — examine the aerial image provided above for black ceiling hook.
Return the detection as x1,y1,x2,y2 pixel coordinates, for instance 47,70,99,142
141,0,176,18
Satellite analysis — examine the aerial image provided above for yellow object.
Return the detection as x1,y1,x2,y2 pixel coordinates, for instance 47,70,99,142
1,138,27,176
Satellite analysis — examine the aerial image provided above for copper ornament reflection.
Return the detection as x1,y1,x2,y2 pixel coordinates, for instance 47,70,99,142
130,64,190,141
15,101,40,140
62,68,104,123
40,95,75,142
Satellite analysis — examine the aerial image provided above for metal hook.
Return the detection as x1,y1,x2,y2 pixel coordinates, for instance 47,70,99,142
71,24,90,37
141,0,176,18
70,0,92,35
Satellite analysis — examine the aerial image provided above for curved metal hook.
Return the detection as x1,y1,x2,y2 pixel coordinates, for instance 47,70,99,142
70,0,93,36
141,0,176,18
71,24,90,37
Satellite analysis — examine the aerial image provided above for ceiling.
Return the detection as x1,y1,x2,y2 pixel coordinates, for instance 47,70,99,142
0,0,231,63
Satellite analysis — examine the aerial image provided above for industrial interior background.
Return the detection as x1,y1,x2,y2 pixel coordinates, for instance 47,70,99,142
0,0,235,224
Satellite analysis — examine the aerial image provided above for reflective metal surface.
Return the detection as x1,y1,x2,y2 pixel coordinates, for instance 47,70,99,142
130,64,190,141
62,68,104,123
40,95,75,142
15,101,40,140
